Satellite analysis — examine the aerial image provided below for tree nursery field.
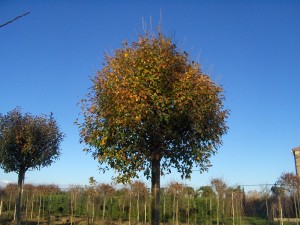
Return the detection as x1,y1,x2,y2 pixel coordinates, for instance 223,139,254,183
0,179,298,225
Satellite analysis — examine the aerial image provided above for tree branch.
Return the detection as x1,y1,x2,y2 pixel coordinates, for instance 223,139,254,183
0,12,30,28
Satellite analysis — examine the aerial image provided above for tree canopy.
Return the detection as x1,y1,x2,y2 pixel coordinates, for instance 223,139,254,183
0,108,64,174
79,32,229,183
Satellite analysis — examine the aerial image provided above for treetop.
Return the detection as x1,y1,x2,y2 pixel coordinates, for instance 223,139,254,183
0,107,64,174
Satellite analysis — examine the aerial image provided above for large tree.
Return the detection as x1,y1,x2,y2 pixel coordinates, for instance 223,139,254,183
0,108,64,225
78,31,228,225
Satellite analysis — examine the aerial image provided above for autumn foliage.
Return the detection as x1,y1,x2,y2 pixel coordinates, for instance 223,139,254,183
79,32,228,183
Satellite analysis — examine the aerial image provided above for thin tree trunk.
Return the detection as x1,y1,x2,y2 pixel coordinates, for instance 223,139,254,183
16,169,25,225
151,155,161,225
8,195,12,217
110,197,113,222
216,195,219,225
239,196,243,225
86,195,91,225
129,192,132,225
92,199,95,223
70,194,74,225
137,192,140,223
209,197,212,225
14,204,16,221
103,196,106,223
176,196,179,225
278,196,283,225
231,192,234,225
42,195,45,221
48,193,52,223
265,194,270,225
74,193,77,215
187,196,190,225
86,195,89,223
30,194,34,220
205,198,207,225
222,195,225,225
272,203,275,220
25,195,29,220
294,192,299,225
0,197,3,216
38,195,42,225
194,198,197,225
173,195,176,225
145,199,147,224
163,192,166,224
117,199,121,225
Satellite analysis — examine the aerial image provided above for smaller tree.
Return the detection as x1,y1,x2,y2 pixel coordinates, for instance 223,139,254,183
271,184,285,225
277,172,300,222
211,178,227,225
168,182,185,225
0,108,64,225
130,181,148,223
97,183,115,223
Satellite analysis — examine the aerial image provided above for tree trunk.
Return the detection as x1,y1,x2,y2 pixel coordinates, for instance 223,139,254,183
294,192,299,225
14,204,16,221
278,196,283,225
194,197,197,225
8,195,12,216
0,197,3,216
110,197,113,222
48,193,52,224
173,195,176,225
74,193,77,215
176,196,179,225
16,169,25,225
187,196,190,225
216,195,219,225
209,197,212,225
92,199,95,223
86,195,89,223
222,195,225,225
163,192,166,224
151,154,161,225
265,194,269,225
239,196,243,225
25,195,29,220
205,198,208,225
103,196,106,223
145,199,147,224
231,192,234,225
38,195,42,225
30,194,34,220
129,192,132,225
137,192,139,223
70,194,74,225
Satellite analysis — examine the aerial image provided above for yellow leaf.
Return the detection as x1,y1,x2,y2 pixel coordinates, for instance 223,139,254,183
101,137,107,145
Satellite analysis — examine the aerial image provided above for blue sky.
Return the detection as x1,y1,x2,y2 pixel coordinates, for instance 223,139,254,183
1,1,300,191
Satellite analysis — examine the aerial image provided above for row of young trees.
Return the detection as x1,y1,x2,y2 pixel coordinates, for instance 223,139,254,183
1,173,299,225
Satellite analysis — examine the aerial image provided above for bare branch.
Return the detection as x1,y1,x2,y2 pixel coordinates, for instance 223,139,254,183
0,12,30,28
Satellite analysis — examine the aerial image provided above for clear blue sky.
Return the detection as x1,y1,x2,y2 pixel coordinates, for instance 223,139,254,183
1,1,300,191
